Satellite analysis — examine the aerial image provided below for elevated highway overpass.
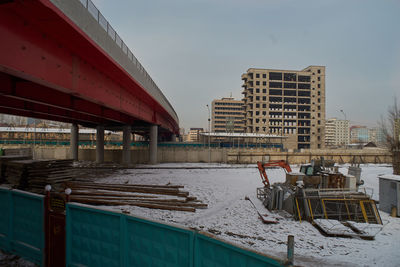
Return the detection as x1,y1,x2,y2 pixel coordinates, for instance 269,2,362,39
0,0,179,163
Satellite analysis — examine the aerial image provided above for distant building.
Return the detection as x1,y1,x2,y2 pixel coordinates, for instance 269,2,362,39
0,114,28,126
211,97,245,133
187,128,204,142
325,118,349,147
368,127,385,145
241,66,326,150
350,126,369,143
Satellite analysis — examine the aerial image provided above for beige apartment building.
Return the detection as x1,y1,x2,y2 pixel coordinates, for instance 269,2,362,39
241,66,326,150
186,128,204,142
325,118,349,147
211,97,245,133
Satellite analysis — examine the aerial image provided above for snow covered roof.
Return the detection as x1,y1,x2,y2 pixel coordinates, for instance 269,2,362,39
200,132,287,138
378,174,400,182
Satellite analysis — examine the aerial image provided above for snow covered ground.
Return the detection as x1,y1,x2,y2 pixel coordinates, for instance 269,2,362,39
94,163,400,267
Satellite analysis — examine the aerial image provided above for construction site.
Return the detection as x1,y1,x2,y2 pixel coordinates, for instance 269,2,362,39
0,150,399,266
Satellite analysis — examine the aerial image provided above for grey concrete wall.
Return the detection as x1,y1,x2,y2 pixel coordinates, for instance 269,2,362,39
31,147,392,164
49,0,178,124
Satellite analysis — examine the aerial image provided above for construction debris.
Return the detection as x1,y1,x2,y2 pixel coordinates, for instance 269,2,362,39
313,219,383,239
65,181,207,212
245,195,278,224
255,158,382,238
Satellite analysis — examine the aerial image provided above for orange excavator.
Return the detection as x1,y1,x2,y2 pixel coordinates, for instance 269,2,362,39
257,160,292,187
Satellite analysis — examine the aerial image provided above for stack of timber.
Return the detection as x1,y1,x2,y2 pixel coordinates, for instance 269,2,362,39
65,181,208,212
0,155,31,183
5,159,74,191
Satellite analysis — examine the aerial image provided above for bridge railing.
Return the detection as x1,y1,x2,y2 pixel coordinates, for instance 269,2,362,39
77,0,178,123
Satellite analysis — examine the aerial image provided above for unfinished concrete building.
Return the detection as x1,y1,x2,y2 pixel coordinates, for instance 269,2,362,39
241,66,326,150
211,97,245,133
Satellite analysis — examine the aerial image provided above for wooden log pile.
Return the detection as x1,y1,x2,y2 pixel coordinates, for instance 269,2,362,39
0,155,31,183
65,181,208,212
5,159,75,191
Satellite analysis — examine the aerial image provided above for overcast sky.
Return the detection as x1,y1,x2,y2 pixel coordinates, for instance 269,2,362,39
92,0,399,131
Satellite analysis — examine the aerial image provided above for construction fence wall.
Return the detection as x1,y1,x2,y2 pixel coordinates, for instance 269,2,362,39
28,147,392,164
66,203,283,267
0,187,44,266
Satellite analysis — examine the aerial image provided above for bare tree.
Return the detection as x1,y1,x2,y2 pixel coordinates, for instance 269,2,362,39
380,99,400,174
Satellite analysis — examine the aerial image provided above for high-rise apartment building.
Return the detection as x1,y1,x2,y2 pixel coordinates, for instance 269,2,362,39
325,118,349,147
241,66,325,150
211,97,245,133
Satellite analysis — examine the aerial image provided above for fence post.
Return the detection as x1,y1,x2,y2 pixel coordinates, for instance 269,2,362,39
120,215,127,267
287,235,294,266
7,190,13,251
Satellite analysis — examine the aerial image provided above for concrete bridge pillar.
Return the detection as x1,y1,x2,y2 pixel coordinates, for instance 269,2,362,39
149,124,158,164
96,125,104,164
70,123,79,160
122,125,131,165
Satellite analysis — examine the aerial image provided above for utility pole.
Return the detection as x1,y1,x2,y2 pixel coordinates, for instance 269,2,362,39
207,104,211,163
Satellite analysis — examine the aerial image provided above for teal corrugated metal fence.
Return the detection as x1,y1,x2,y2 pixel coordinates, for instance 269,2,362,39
0,188,44,266
66,203,283,267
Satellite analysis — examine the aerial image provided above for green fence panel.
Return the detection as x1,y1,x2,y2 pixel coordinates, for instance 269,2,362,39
194,233,282,267
11,190,44,266
66,203,283,267
0,188,11,251
125,216,193,267
0,188,44,266
66,204,122,267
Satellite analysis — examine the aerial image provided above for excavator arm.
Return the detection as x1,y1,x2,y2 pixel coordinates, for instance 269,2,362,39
257,160,292,187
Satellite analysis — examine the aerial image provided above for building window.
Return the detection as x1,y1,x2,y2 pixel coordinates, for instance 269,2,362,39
262,104,266,108
318,128,321,133
262,96,266,101
256,104,260,108
318,98,321,103
284,73,297,81
318,91,321,96
318,77,320,81
263,81,267,86
263,111,267,115
318,84,321,88
256,81,260,85
318,144,321,148
318,106,321,110
269,82,282,88
262,74,267,78
318,69,321,74
298,75,311,82
256,111,259,115
262,89,267,93
269,72,282,80
256,96,260,100
318,120,320,125
318,113,321,118
256,88,260,93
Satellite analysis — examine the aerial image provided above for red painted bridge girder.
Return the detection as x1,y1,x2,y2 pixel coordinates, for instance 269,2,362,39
0,0,179,134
